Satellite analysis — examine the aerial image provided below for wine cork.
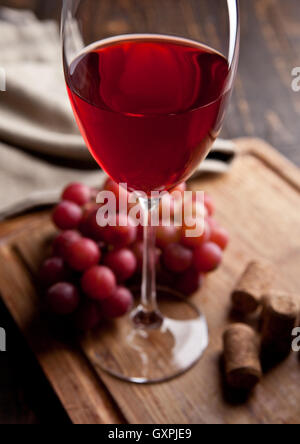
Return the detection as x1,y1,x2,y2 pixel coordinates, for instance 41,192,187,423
223,323,262,390
261,292,299,357
232,261,274,314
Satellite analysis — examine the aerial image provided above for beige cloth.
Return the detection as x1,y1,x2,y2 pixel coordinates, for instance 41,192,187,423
0,140,103,219
0,6,91,161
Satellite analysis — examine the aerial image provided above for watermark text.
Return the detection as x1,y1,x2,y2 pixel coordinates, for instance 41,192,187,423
0,327,6,352
96,185,205,238
291,67,300,92
292,327,300,352
0,68,6,92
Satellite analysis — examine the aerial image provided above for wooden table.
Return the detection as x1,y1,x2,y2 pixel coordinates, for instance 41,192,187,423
1,138,300,424
0,0,300,424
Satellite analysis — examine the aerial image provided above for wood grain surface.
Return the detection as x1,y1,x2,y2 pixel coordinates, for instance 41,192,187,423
0,0,300,424
0,138,300,424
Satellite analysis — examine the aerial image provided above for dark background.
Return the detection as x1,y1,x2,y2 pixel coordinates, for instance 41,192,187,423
0,0,299,424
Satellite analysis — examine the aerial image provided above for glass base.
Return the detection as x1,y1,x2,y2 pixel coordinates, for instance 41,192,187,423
90,288,208,384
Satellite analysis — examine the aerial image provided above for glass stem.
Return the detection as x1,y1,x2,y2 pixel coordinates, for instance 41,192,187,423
131,197,162,329
141,199,158,311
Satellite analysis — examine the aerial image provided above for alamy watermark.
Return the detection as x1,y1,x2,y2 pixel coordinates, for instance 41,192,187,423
0,327,6,351
96,186,206,237
291,67,300,92
0,68,6,92
292,327,300,352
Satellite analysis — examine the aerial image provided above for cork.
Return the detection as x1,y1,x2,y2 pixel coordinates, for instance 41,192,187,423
223,323,262,390
261,292,299,357
232,261,275,314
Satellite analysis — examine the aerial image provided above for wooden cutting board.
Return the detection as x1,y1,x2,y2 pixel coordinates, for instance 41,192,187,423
0,138,300,425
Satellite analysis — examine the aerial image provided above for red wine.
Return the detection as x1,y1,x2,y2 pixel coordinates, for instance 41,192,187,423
66,35,230,194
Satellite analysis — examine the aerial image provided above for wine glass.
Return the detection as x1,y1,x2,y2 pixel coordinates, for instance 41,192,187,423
61,0,240,383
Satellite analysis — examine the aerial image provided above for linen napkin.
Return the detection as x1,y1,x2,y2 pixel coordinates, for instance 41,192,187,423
0,6,91,162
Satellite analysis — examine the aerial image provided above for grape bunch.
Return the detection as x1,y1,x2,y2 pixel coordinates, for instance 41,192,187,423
40,179,229,331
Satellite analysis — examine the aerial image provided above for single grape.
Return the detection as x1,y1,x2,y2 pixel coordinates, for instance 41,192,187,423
73,300,102,331
155,225,181,249
81,265,116,300
52,230,81,258
46,282,80,315
101,286,133,318
52,201,82,230
101,213,137,248
62,182,91,206
210,226,229,250
193,242,223,273
176,268,204,296
204,193,215,216
79,205,100,238
163,243,193,273
66,238,100,271
181,219,211,249
104,248,137,282
39,257,68,287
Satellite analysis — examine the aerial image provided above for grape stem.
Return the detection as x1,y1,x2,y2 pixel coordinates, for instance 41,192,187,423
131,197,163,329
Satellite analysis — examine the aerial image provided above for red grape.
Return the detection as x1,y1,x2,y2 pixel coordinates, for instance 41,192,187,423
210,225,229,250
66,238,100,271
52,201,82,230
176,268,204,295
101,286,133,318
46,282,80,315
163,243,193,273
52,230,81,258
181,219,211,249
204,193,215,216
193,242,223,273
39,257,68,287
73,300,101,331
104,248,137,282
81,265,116,300
79,205,100,237
100,213,137,248
155,225,181,249
62,182,91,206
